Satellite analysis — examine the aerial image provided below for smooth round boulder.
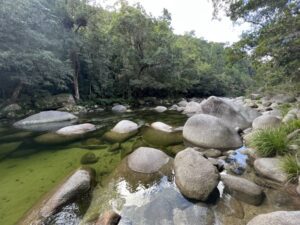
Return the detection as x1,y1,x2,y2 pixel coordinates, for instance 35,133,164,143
198,96,254,129
252,115,281,130
254,158,288,183
247,211,300,225
183,114,243,150
174,148,220,201
13,111,78,129
178,100,188,107
151,122,173,132
154,106,167,113
127,147,170,173
221,174,264,206
56,123,96,136
111,120,138,134
112,105,127,113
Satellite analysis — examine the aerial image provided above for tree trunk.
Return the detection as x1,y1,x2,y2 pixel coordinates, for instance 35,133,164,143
10,81,23,103
71,51,80,101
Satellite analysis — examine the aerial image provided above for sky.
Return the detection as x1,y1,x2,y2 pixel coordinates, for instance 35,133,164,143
96,0,250,44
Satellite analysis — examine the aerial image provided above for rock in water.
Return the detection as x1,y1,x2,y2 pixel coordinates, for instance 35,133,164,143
151,121,173,132
154,106,167,113
198,96,255,129
103,120,138,143
56,123,96,136
221,174,264,206
247,211,300,225
112,105,127,113
174,148,220,201
183,114,242,150
111,120,139,133
94,211,121,225
254,158,288,183
252,115,281,130
127,147,170,173
19,169,93,225
13,111,78,130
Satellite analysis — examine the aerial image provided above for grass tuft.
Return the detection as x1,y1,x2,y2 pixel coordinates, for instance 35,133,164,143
249,119,300,157
249,128,288,157
281,154,300,182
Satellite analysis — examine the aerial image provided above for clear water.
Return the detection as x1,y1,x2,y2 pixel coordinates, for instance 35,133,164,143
0,110,299,225
0,110,186,225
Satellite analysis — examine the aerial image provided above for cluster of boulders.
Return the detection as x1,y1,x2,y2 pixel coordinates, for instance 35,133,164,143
13,91,300,225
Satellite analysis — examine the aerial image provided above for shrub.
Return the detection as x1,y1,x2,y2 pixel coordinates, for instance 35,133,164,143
249,128,288,157
281,154,300,182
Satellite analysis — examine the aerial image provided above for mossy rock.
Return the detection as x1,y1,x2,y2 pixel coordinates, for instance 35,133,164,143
142,127,183,147
102,130,138,143
108,143,121,152
166,144,186,156
34,133,81,145
120,138,146,158
80,152,99,164
0,142,22,159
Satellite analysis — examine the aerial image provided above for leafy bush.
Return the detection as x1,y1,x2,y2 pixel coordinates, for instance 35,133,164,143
281,154,300,182
249,128,288,157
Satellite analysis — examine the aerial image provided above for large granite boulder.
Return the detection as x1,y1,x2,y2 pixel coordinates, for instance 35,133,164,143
34,93,75,110
183,114,243,150
252,115,281,130
174,148,220,201
247,211,300,225
56,123,96,136
13,111,78,131
127,147,170,173
221,174,264,206
254,158,288,183
103,120,139,143
198,96,260,129
20,168,93,225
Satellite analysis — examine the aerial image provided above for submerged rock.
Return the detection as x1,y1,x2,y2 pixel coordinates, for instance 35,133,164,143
252,115,281,130
34,132,81,145
142,124,183,147
247,211,300,225
56,123,96,136
20,168,94,225
127,147,170,173
254,158,288,183
183,114,243,150
80,152,99,164
221,174,264,206
13,111,78,131
174,148,220,201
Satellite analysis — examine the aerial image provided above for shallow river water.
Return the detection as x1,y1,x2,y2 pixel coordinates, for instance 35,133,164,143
0,110,299,225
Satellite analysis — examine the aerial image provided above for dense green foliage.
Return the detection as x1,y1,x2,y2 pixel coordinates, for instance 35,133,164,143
212,0,300,87
0,0,254,104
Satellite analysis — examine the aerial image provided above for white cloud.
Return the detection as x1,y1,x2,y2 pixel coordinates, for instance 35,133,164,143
96,0,250,43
